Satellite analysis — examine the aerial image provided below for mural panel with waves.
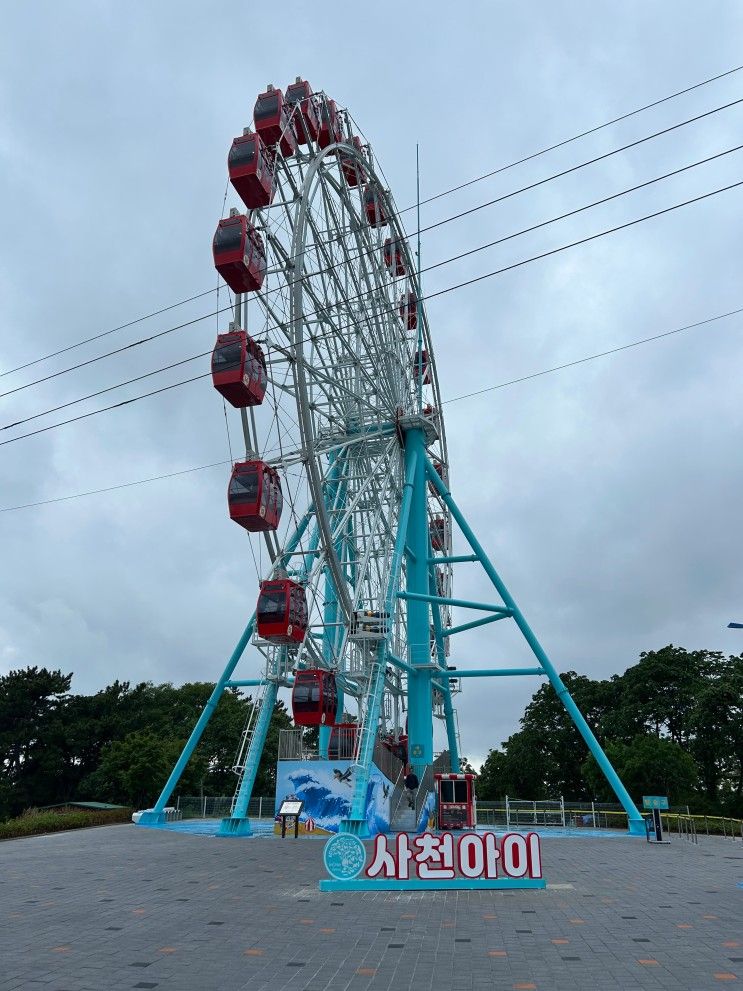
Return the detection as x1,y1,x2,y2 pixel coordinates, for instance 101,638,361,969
274,760,393,835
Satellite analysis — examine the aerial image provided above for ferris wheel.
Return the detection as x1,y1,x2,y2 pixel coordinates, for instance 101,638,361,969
141,78,647,839
206,78,458,834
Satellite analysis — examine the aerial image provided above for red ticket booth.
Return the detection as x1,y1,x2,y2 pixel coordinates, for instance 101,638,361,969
434,772,476,830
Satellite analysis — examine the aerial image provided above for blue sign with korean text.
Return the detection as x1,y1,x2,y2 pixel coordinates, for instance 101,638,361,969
319,830,548,892
642,795,669,810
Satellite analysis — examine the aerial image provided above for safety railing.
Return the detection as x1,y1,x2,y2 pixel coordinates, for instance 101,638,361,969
175,795,274,820
277,727,306,760
388,765,409,828
372,736,405,784
676,814,699,844
277,726,359,761
414,764,435,827
476,799,743,837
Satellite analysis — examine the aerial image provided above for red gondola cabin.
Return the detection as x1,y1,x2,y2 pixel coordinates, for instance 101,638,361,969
339,135,366,187
253,85,297,158
430,515,448,552
400,292,418,330
228,131,275,210
213,215,266,294
363,185,388,227
256,578,307,644
412,349,431,384
383,237,406,276
291,669,337,726
428,460,448,495
228,461,282,532
328,722,358,760
285,78,319,144
211,328,267,408
318,98,342,150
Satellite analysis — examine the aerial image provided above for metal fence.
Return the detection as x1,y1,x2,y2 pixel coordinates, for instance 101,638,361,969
476,797,743,837
277,727,358,761
175,796,274,820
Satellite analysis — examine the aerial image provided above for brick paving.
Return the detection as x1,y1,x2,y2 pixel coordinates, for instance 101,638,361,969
0,824,741,990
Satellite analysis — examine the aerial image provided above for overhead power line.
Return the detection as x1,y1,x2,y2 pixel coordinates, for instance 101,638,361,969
443,307,743,404
4,76,742,383
0,310,221,401
0,461,232,512
3,143,740,436
406,62,743,213
4,94,742,405
1,176,741,450
0,351,211,432
0,288,217,380
0,372,211,449
1,303,739,513
417,96,743,237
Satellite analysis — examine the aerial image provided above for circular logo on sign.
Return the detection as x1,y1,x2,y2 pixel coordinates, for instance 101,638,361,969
323,833,366,880
410,743,423,758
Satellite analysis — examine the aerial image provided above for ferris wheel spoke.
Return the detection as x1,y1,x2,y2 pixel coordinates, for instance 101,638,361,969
316,178,404,408
295,171,399,411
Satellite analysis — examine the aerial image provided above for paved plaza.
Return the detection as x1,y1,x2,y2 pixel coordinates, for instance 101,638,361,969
0,824,741,991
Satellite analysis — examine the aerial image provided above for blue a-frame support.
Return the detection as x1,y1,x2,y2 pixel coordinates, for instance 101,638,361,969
420,454,646,836
141,423,645,837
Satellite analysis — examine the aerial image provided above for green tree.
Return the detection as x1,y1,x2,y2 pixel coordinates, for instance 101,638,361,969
511,672,615,798
619,645,720,745
477,748,507,800
688,654,743,811
0,667,72,816
583,734,698,806
82,731,188,808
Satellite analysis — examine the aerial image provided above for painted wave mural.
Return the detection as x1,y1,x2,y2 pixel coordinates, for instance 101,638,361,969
275,759,394,835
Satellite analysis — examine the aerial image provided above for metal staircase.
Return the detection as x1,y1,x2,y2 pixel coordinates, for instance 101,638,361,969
219,679,279,835
229,680,268,813
391,803,417,832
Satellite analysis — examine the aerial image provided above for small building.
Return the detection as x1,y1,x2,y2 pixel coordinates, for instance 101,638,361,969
39,802,128,814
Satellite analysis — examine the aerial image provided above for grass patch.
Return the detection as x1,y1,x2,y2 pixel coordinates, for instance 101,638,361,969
0,807,132,839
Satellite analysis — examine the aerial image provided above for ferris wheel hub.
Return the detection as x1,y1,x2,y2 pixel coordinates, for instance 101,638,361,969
397,412,440,444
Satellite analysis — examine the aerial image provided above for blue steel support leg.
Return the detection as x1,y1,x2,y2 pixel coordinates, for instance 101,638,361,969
137,615,257,824
218,679,279,836
319,452,347,757
424,458,646,836
319,563,339,759
339,446,419,835
139,509,314,827
441,689,460,772
339,657,387,837
406,428,434,773
428,553,460,772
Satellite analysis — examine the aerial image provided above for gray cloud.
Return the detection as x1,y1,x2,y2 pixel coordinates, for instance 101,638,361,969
1,1,742,771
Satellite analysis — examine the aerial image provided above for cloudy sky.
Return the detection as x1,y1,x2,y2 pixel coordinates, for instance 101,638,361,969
1,2,742,771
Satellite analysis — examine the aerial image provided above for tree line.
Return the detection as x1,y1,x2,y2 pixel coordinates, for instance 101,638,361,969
0,669,290,820
1,644,740,821
477,645,743,814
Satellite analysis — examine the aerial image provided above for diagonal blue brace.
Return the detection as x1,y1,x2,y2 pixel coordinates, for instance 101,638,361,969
339,445,419,835
139,508,314,827
427,539,460,770
398,590,511,614
444,612,511,637
424,456,646,837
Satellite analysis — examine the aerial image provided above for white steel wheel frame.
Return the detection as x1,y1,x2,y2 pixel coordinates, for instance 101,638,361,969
231,99,452,746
